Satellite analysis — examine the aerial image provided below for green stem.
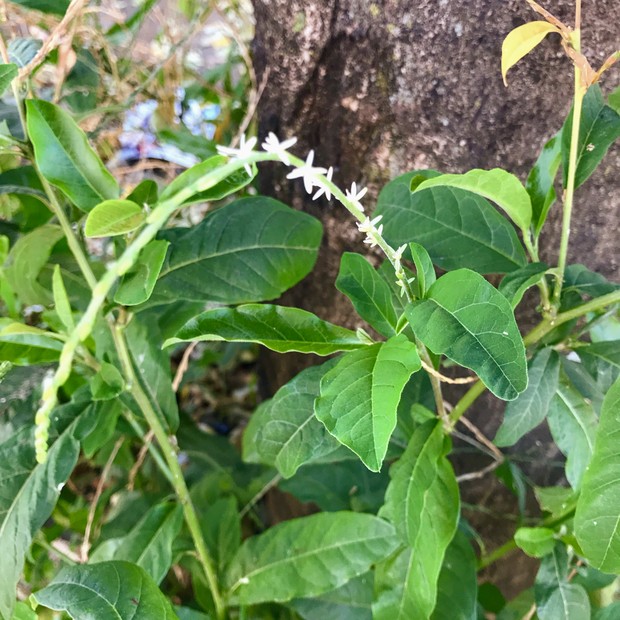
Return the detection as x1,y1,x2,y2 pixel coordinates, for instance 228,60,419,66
477,539,517,570
552,27,585,310
111,323,226,620
448,380,486,427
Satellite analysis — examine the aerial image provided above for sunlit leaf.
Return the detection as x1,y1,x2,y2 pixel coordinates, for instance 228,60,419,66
84,199,145,238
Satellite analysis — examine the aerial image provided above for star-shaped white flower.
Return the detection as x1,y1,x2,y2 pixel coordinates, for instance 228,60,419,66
216,134,257,176
356,215,382,234
261,132,297,166
312,166,334,201
345,182,368,212
393,244,407,263
286,150,327,194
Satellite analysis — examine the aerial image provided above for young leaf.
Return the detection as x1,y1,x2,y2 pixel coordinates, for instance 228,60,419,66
0,321,63,365
153,197,322,304
501,21,561,86
91,362,124,401
52,264,75,331
375,175,527,274
114,240,170,306
415,168,532,233
166,304,367,354
499,262,549,308
127,179,159,206
574,376,620,572
25,99,119,212
547,379,596,490
224,512,398,605
336,252,398,337
30,561,178,619
242,359,344,478
494,348,560,447
562,85,620,189
526,133,562,236
514,527,556,558
377,422,460,619
0,64,17,97
84,199,145,238
409,242,436,298
315,335,421,471
405,269,527,401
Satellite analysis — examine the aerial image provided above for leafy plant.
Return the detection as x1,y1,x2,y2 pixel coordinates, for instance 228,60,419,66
0,0,619,619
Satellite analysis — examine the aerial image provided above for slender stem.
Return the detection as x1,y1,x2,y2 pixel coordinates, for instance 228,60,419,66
477,539,517,570
112,323,226,620
552,25,585,310
448,380,486,427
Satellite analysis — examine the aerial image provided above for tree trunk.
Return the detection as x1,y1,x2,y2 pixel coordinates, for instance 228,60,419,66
252,0,619,596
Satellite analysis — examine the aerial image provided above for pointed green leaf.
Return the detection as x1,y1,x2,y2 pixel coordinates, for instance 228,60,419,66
495,348,560,446
114,240,169,306
526,133,562,236
547,378,596,490
336,252,398,337
563,264,618,299
0,64,17,97
127,179,158,206
514,527,557,558
409,242,436,298
574,377,620,572
405,269,527,400
153,197,322,304
91,362,124,401
52,264,75,331
375,173,527,274
562,85,620,189
499,262,549,308
416,168,532,233
315,335,421,471
224,512,398,605
242,359,344,478
84,199,145,238
30,561,178,619
166,304,366,354
25,100,119,212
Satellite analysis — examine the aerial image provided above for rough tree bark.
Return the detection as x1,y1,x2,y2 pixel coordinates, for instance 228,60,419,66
252,0,619,596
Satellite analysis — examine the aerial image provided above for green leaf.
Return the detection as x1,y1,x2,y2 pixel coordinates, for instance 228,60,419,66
81,400,121,458
91,362,124,401
547,378,597,490
10,602,36,620
499,262,549,308
166,304,367,354
202,497,241,575
315,335,421,471
526,133,562,236
535,486,577,516
0,321,63,365
562,85,620,189
535,544,590,620
0,64,17,97
409,242,436,298
431,531,478,620
375,173,527,274
153,197,322,304
501,21,561,86
416,168,532,233
0,165,50,231
0,398,93,620
30,561,178,619
9,0,69,15
563,264,618,299
405,269,527,400
574,376,620,572
595,603,620,620
514,527,557,558
84,199,145,238
25,99,119,212
107,502,183,584
224,511,398,605
495,348,560,446
377,422,460,619
4,224,64,306
160,155,252,206
114,240,169,306
579,341,620,393
336,252,398,337
243,359,344,478
52,264,74,331
127,179,159,206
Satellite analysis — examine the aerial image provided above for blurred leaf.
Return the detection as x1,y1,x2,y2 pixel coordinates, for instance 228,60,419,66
52,264,74,331
499,262,549,308
26,100,119,212
84,199,145,238
30,561,178,619
315,335,421,471
535,486,577,517
406,269,527,400
562,264,618,299
63,50,99,113
7,38,41,68
514,527,556,558
0,320,63,365
0,166,51,232
579,340,620,393
153,197,322,304
201,497,240,575
127,179,159,206
9,1,69,15
91,362,124,401
0,65,17,97
224,512,398,604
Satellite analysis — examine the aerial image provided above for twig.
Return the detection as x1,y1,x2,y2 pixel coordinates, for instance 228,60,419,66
522,603,537,620
457,459,502,483
457,415,504,462
127,429,155,491
80,436,124,562
420,359,478,385
172,342,198,391
232,67,270,147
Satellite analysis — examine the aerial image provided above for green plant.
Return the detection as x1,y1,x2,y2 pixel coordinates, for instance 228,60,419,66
0,0,619,619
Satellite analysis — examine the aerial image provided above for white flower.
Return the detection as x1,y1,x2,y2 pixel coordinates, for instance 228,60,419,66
261,132,297,165
396,273,416,297
356,215,382,234
312,166,334,201
393,244,407,263
286,150,327,194
345,182,368,212
216,134,258,176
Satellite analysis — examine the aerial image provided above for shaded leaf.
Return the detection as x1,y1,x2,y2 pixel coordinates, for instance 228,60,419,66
499,262,549,308
0,65,17,97
315,335,421,471
405,269,527,400
9,0,69,15
409,242,436,298
52,264,74,331
0,321,63,366
127,179,159,206
91,362,124,401
84,199,145,238
202,497,241,575
563,264,618,299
